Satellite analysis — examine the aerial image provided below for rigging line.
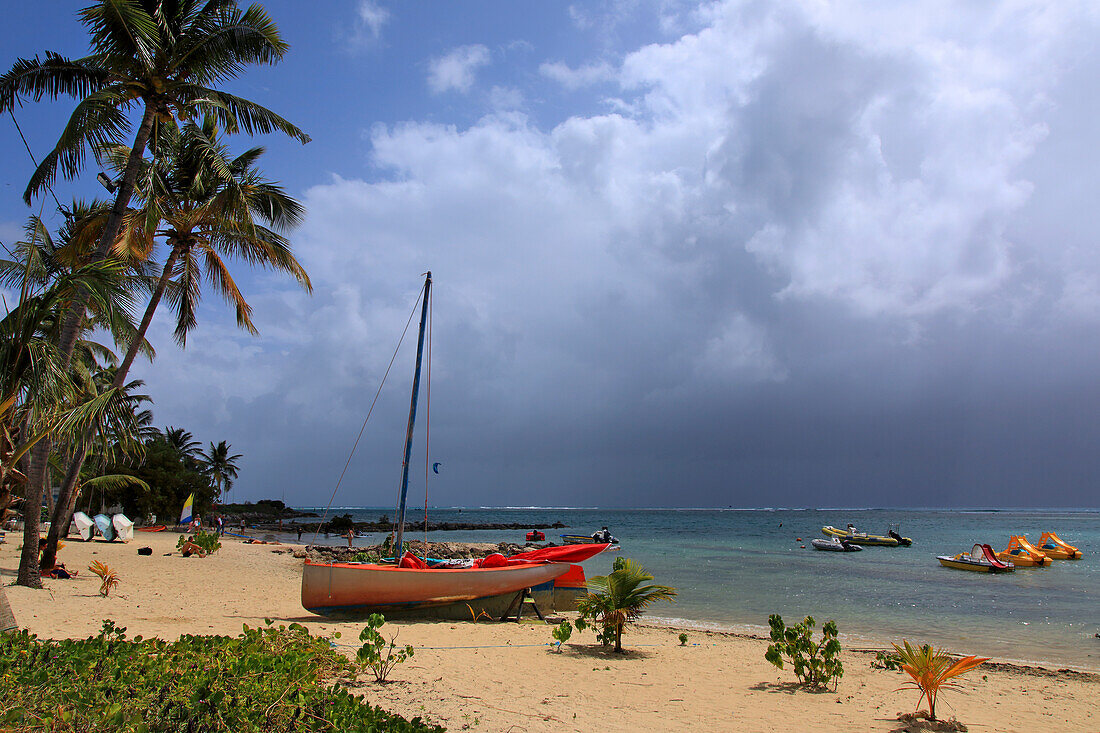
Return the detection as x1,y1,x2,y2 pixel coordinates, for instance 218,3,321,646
8,108,64,213
310,284,425,545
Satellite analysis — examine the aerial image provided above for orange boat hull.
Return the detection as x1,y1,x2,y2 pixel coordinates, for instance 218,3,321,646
301,560,571,615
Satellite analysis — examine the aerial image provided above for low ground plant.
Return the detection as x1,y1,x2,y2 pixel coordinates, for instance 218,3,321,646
764,614,844,690
872,649,904,670
892,640,988,721
550,619,573,651
0,619,440,731
357,613,414,683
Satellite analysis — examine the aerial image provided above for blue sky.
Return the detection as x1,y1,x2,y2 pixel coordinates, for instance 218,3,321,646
3,1,1100,509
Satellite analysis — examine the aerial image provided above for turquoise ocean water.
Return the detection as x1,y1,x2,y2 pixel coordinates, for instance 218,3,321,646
292,507,1099,671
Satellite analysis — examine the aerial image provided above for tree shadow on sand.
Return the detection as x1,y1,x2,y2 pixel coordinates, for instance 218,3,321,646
559,644,651,661
748,680,833,695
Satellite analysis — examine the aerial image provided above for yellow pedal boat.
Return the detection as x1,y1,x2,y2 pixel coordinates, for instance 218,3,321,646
1036,532,1083,560
996,536,1051,567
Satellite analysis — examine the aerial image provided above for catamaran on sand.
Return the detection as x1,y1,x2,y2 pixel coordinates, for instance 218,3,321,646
301,273,610,616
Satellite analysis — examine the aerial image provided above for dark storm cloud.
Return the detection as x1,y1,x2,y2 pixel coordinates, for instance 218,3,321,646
130,1,1100,508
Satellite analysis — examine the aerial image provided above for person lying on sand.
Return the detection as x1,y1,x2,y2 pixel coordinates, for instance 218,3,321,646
180,537,207,558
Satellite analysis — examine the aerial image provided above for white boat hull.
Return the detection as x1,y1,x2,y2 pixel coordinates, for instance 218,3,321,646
301,560,572,615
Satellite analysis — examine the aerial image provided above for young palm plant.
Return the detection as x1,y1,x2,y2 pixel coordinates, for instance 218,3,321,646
88,560,120,596
577,558,677,653
892,640,989,721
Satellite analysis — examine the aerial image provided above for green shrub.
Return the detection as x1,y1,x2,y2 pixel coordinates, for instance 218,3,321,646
357,613,414,683
872,649,903,670
764,614,844,690
550,620,573,651
678,632,689,646
175,529,221,555
0,620,441,732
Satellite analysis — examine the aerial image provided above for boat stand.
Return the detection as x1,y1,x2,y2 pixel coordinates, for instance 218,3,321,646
500,587,545,622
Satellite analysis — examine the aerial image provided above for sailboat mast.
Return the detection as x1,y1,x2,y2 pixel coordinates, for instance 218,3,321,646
395,271,432,555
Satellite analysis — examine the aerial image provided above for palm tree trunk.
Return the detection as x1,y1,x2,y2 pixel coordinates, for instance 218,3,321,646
614,623,623,653
41,245,181,570
15,439,48,588
53,104,159,372
38,442,85,572
0,583,16,631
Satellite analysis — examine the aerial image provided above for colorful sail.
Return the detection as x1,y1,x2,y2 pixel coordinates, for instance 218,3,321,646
179,493,194,525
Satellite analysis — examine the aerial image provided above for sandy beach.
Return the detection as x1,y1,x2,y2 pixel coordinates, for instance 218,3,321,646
3,532,1097,732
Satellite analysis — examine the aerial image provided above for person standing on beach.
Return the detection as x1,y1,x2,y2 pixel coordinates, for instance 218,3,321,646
346,528,355,548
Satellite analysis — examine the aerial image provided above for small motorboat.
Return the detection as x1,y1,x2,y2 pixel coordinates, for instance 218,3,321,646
938,544,1014,573
525,530,545,542
811,537,862,552
560,532,619,545
996,536,1051,567
821,525,911,547
1036,532,1083,560
70,511,95,541
93,513,115,541
112,514,134,541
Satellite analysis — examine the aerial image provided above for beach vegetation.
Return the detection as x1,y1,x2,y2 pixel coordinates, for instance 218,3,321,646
87,560,119,596
892,640,988,721
551,619,574,651
177,529,221,556
872,649,904,670
576,558,677,653
764,614,844,690
0,620,441,732
357,613,414,683
679,632,689,646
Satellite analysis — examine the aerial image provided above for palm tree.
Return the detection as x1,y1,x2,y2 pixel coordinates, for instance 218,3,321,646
200,440,241,502
577,559,677,653
0,257,132,587
165,426,202,465
41,116,310,568
0,0,309,380
4,207,156,578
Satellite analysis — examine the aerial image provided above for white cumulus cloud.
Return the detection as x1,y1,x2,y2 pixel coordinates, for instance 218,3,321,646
428,44,491,94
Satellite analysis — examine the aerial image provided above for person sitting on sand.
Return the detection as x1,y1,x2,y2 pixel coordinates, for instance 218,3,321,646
180,536,207,558
38,538,75,578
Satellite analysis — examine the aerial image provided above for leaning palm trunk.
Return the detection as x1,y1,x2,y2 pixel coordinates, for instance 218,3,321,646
52,106,158,375
15,439,49,588
42,246,179,570
0,583,16,631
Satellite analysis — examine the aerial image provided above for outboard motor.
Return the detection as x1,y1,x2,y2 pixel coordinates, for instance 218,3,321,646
888,530,911,546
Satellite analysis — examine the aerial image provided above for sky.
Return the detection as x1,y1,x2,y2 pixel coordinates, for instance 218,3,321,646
2,1,1100,509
